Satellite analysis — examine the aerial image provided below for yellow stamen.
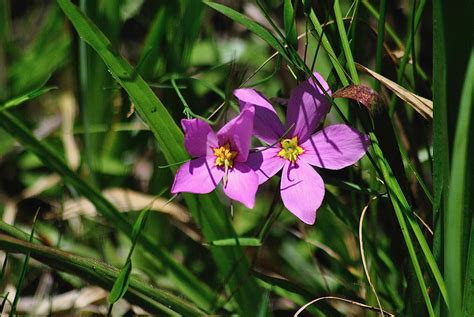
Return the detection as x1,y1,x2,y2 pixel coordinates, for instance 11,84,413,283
214,143,238,186
277,136,304,164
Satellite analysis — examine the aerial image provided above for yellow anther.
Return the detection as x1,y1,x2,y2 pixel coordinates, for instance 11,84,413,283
214,143,238,168
277,136,304,164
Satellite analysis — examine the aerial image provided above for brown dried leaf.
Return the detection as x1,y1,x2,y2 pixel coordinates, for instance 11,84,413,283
333,84,382,110
59,92,80,170
355,63,433,119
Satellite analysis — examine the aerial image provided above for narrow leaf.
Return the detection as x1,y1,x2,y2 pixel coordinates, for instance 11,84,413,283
0,86,55,112
108,259,132,304
204,1,290,62
209,237,262,247
446,51,474,317
283,0,297,48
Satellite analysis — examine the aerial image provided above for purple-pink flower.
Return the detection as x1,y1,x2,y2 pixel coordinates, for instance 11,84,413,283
235,73,370,224
171,108,259,208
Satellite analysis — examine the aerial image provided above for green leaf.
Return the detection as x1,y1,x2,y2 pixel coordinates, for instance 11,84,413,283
302,0,349,86
132,209,151,242
108,259,132,304
9,210,39,317
446,51,474,317
209,237,262,247
333,0,358,83
109,208,151,307
204,1,290,62
0,86,55,112
283,0,297,49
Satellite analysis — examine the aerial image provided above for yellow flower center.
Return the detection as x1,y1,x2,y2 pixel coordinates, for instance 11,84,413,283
214,143,238,169
277,136,304,163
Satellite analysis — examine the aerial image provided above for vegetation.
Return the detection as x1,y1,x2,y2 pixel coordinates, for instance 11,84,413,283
0,0,472,315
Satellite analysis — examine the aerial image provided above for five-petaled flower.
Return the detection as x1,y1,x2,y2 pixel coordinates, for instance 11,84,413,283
235,73,370,224
171,108,259,208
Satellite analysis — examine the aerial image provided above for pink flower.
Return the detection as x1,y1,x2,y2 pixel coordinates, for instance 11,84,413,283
235,73,370,224
171,108,259,208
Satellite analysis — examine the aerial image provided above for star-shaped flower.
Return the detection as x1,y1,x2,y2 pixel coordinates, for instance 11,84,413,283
235,73,370,224
171,108,259,208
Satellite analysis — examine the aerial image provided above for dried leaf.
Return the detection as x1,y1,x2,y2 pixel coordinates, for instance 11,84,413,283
21,174,61,199
333,84,382,110
59,92,80,170
60,188,190,223
356,63,433,119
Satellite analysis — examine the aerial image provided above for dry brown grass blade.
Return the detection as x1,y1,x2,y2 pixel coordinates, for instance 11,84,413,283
13,286,108,315
359,197,384,316
22,174,61,199
59,92,80,170
356,63,433,119
60,188,190,223
294,296,395,316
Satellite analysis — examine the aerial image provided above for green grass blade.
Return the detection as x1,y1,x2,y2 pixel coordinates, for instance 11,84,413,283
374,0,386,91
0,86,55,112
0,234,205,315
108,259,132,304
204,1,291,62
361,0,403,49
333,0,358,83
283,0,298,49
302,0,349,85
9,210,38,317
136,7,166,79
209,237,262,247
388,0,427,116
109,208,151,307
446,51,474,317
371,135,435,316
7,5,70,95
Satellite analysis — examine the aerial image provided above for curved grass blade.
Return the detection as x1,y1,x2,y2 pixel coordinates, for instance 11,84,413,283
108,259,132,305
109,208,151,309
302,0,349,86
0,86,55,112
204,1,291,62
283,0,297,49
0,233,205,315
9,209,39,317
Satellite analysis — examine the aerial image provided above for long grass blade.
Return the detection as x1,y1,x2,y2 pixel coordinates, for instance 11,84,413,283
445,51,474,317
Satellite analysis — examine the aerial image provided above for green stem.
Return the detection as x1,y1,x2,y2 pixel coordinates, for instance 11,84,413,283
0,233,205,315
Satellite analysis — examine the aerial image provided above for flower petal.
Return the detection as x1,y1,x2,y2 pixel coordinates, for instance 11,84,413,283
286,72,332,142
300,124,370,170
280,161,325,225
217,108,254,162
246,147,285,184
171,156,223,194
234,88,284,144
181,119,218,157
222,162,258,208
